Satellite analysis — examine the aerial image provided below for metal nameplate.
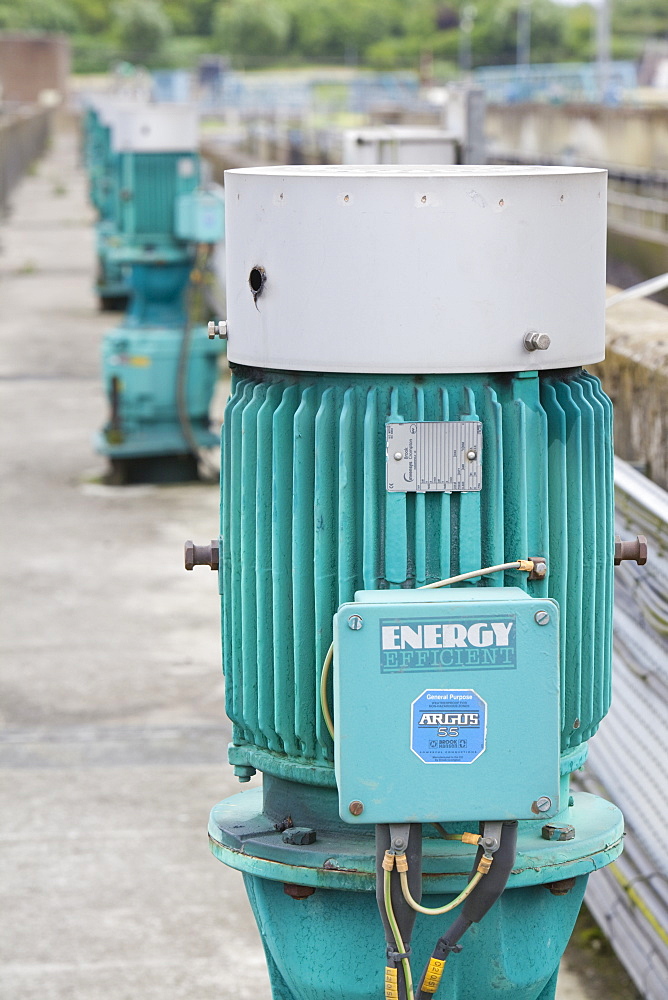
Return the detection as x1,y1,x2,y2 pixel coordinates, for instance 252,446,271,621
386,421,482,493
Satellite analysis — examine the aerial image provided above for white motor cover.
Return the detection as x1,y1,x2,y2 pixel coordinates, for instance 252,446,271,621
110,105,199,153
342,127,458,166
224,164,607,375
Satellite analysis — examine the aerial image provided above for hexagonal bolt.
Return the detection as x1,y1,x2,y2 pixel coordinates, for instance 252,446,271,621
233,764,256,783
542,823,575,842
614,535,648,566
283,883,316,899
184,539,220,571
524,331,551,352
544,877,577,896
208,320,228,340
282,827,317,846
529,557,547,580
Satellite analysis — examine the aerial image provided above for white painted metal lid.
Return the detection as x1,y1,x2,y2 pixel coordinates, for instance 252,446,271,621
110,105,199,153
342,127,458,165
224,164,607,374
85,95,142,123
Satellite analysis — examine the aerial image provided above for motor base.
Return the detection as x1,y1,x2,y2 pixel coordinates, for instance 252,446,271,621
104,452,200,485
242,869,585,1000
209,777,621,1000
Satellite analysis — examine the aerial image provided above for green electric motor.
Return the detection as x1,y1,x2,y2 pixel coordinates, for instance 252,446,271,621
187,165,638,1000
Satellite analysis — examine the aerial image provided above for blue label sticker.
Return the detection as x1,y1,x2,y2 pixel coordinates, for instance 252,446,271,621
380,616,516,674
411,689,487,763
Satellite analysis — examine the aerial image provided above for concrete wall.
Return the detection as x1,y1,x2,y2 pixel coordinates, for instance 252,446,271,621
0,33,70,104
486,103,668,174
0,105,53,212
590,292,668,491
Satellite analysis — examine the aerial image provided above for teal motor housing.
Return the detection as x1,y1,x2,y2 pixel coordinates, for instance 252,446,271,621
208,365,622,1000
194,165,625,1000
98,324,222,466
93,106,226,481
82,101,133,308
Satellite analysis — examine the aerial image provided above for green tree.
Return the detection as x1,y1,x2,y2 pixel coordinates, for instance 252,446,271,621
0,0,80,32
114,0,172,64
68,0,112,34
214,0,290,60
285,0,404,62
163,0,217,36
562,3,596,62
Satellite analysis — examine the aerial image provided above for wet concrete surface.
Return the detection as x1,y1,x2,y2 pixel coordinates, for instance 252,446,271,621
0,116,635,1000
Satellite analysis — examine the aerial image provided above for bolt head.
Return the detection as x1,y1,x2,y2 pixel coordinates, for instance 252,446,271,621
283,883,316,899
394,451,403,461
534,796,552,813
545,877,577,896
234,764,256,783
542,823,575,842
534,610,550,626
466,449,477,461
282,827,317,846
524,331,551,352
348,615,363,631
208,320,228,340
349,800,364,816
531,561,547,580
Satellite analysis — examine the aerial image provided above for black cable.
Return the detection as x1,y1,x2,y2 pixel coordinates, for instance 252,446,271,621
415,821,518,999
376,825,422,1000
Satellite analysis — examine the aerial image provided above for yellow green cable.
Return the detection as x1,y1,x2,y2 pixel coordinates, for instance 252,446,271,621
384,868,414,1000
319,560,533,740
399,869,484,916
319,642,335,740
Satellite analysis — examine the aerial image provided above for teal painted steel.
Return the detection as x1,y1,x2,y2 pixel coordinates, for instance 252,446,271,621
242,871,587,1000
81,112,225,467
209,781,623,892
334,588,560,823
82,110,131,302
220,367,614,786
175,190,225,243
97,324,222,458
212,361,621,999
115,151,199,243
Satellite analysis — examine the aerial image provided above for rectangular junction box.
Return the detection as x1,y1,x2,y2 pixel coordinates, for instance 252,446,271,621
334,587,560,824
175,190,225,244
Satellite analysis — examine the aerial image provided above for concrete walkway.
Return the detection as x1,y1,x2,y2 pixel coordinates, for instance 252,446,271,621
0,116,629,1000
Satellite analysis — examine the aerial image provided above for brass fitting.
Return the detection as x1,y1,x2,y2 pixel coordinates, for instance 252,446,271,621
395,853,408,873
477,855,493,875
461,832,481,845
382,851,395,872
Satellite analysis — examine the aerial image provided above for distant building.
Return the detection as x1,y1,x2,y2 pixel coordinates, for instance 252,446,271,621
0,33,70,104
638,40,668,89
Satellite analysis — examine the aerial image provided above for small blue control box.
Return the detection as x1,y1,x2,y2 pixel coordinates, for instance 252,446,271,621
334,587,560,824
